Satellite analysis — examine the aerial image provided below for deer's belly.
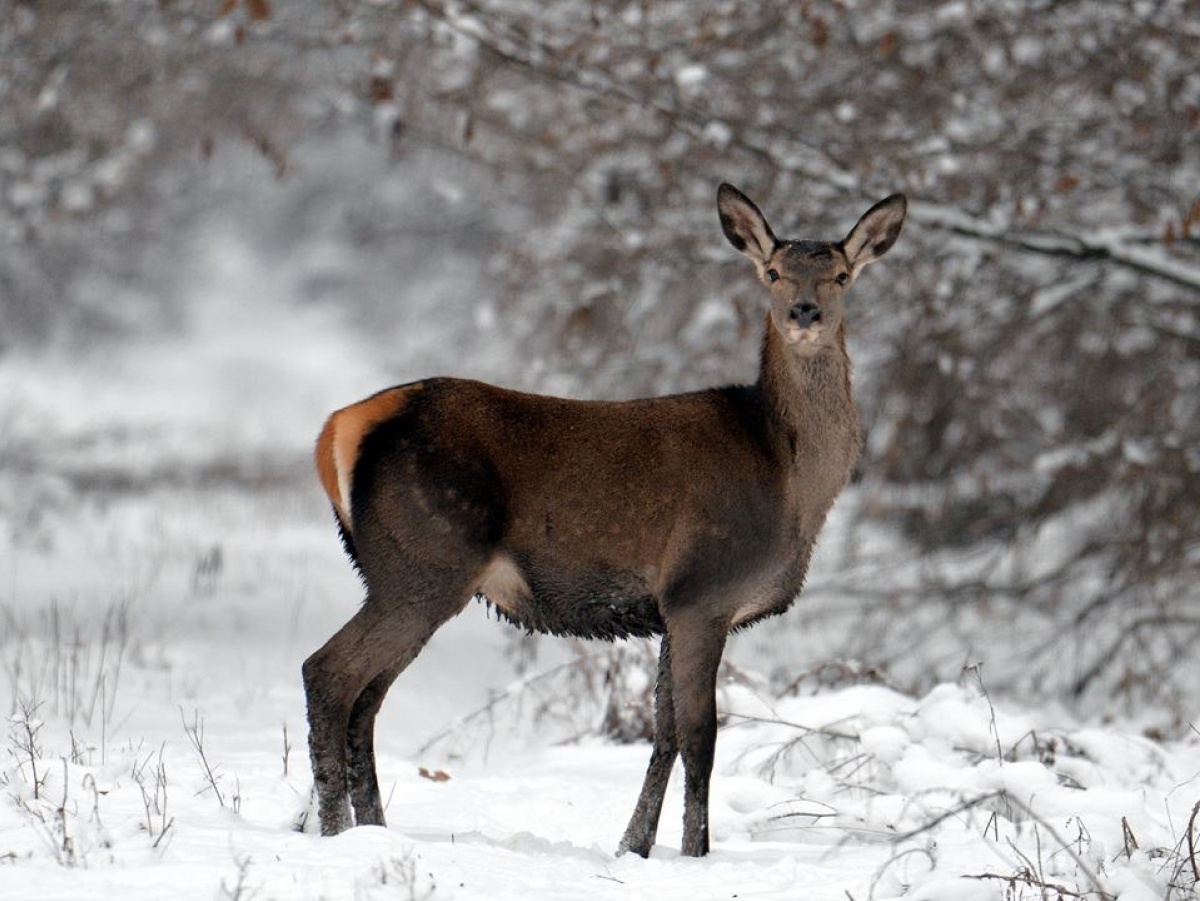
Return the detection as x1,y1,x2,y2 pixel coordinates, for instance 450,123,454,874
474,553,664,640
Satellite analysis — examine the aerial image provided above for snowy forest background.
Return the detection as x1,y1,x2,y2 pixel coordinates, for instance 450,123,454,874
2,2,1200,899
7,0,1198,720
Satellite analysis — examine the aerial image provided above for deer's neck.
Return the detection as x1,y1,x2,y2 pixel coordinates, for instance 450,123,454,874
756,316,860,467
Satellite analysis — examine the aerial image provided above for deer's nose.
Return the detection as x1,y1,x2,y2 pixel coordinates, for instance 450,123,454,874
788,302,821,328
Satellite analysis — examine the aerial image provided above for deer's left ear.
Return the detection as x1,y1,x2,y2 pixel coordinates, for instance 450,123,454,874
718,183,779,263
842,194,907,273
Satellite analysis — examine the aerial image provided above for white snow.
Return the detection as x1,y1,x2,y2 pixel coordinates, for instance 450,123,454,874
701,120,733,149
673,64,707,90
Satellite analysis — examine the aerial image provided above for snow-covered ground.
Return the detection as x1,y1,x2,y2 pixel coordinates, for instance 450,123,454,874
2,236,1198,900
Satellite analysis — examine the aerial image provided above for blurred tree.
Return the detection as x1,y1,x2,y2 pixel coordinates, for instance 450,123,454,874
3,0,1198,722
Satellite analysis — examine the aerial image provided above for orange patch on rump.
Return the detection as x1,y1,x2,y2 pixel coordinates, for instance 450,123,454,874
315,415,343,523
314,383,421,529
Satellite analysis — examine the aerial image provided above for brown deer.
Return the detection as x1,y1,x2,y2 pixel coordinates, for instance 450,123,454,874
303,184,906,857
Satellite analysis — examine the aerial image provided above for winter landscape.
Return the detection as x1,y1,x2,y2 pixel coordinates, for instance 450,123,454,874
3,2,1200,899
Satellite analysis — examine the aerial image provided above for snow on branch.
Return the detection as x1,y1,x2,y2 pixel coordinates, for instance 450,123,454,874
911,202,1200,291
410,0,1199,292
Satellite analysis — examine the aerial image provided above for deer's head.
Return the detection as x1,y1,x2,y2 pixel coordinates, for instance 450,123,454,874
718,184,907,354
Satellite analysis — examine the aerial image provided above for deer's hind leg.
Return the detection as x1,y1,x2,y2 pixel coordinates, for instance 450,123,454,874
618,634,678,857
344,588,466,828
303,561,478,835
303,600,398,835
344,662,404,827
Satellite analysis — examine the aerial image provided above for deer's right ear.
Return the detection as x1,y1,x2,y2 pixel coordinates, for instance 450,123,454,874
718,183,778,263
842,194,907,274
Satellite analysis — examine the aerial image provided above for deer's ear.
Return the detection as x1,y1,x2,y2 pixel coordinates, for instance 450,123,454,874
843,194,907,273
718,183,779,263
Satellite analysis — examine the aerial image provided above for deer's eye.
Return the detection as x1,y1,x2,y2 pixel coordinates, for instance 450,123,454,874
766,269,780,282
835,272,849,286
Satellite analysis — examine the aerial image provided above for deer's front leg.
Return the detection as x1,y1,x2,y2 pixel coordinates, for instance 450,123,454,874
665,610,728,857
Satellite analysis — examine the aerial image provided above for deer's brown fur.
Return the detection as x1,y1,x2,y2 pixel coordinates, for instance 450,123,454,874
303,183,907,856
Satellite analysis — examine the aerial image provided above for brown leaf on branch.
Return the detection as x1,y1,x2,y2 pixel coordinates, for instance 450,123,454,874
1054,173,1080,194
368,75,394,105
1185,199,1200,237
245,0,271,22
808,16,829,49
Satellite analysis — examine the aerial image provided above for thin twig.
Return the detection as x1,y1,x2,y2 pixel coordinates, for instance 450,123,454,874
965,871,1087,898
1120,816,1139,859
722,712,859,742
152,817,175,850
868,847,935,901
1187,801,1200,883
180,708,225,808
1004,795,1114,901
891,791,1004,842
964,664,1004,765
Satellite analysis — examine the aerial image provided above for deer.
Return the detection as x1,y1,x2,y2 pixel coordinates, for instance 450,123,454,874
303,183,907,857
